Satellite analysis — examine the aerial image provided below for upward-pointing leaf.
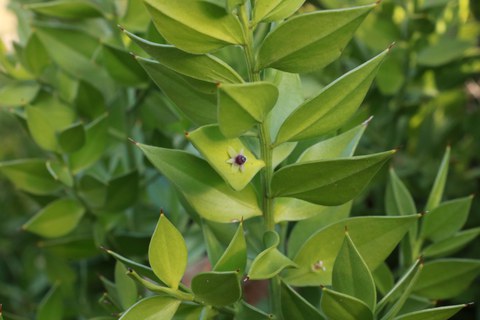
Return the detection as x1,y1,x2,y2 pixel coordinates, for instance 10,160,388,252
26,0,103,19
275,49,388,144
425,146,450,211
258,4,376,73
272,150,394,206
253,0,305,24
148,214,187,289
144,0,244,54
213,222,247,274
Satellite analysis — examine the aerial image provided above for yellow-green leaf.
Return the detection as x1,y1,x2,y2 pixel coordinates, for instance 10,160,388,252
119,296,180,320
26,0,103,19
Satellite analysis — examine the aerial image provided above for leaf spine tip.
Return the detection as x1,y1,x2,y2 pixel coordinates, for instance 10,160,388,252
117,24,125,31
363,115,374,125
387,41,396,51
127,137,138,145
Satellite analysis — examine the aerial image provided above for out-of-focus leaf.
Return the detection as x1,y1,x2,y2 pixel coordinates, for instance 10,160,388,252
26,0,103,19
119,296,180,320
258,4,376,73
422,228,480,258
22,198,85,238
149,214,187,289
253,0,305,24
144,0,244,54
37,285,63,320
191,271,241,306
284,215,419,286
74,81,106,119
57,122,86,153
213,222,246,274
137,143,262,222
281,282,325,320
120,0,150,32
0,81,40,107
417,39,471,67
188,125,265,191
425,146,450,211
321,288,373,320
102,45,147,86
394,304,466,320
0,159,61,195
24,33,50,76
104,171,139,211
271,151,394,206
46,160,73,187
115,261,137,310
275,49,388,143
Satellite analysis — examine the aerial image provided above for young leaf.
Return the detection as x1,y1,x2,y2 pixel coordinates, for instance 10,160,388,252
137,57,217,125
253,0,305,24
37,285,63,320
0,159,61,195
421,196,473,242
321,288,373,320
46,160,74,187
144,0,244,54
386,168,417,216
258,4,376,73
124,29,243,84
191,271,241,306
218,82,279,137
137,143,262,222
114,261,137,310
148,214,187,289
425,146,450,211
24,33,50,76
271,150,395,206
275,49,388,144
248,231,297,280
187,125,265,191
213,222,246,274
283,215,419,286
22,198,86,238
281,282,325,320
26,0,103,19
423,227,480,258
413,259,480,300
0,81,40,107
57,122,86,154
333,233,376,311
238,301,274,319
119,296,180,320
394,304,467,320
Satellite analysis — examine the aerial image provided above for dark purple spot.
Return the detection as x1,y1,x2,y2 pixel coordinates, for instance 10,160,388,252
235,154,247,165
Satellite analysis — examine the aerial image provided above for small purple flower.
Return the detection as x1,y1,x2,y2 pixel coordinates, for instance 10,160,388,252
227,147,247,172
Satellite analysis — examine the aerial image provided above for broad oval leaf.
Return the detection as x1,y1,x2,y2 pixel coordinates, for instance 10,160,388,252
191,271,241,306
253,0,305,24
284,215,419,286
321,288,373,320
26,0,103,19
137,143,262,222
333,233,376,311
394,304,466,320
0,81,40,107
119,296,180,320
421,196,472,242
144,0,244,54
218,82,279,137
149,214,187,289
275,49,388,144
188,125,265,191
258,4,376,73
281,282,325,320
271,150,394,206
0,159,61,195
57,122,86,154
124,29,243,84
413,259,480,300
22,198,85,238
213,222,247,274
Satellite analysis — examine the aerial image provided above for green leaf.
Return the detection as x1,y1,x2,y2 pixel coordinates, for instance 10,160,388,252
104,171,139,211
386,168,417,216
272,142,297,168
258,4,376,73
421,196,473,242
287,202,351,254
37,285,63,320
417,39,471,67
46,160,74,187
0,81,40,107
297,120,368,162
283,215,419,286
253,0,305,24
394,304,466,320
191,271,241,306
124,30,243,84
423,227,480,258
202,223,226,267
0,159,61,195
57,122,86,153
26,95,76,152
70,114,109,173
321,288,373,320
271,150,394,206
188,125,265,191
333,233,376,310
213,222,246,273
144,0,244,54
24,33,50,76
137,57,217,125
274,197,350,223
102,45,147,86
425,146,450,211
281,282,324,320
23,198,85,238
26,0,103,19
218,82,278,137
115,261,138,310
275,49,388,144
413,259,480,300
237,301,274,320
74,81,106,119
137,143,262,222
149,214,187,289
248,231,297,280
119,296,180,320
373,263,394,297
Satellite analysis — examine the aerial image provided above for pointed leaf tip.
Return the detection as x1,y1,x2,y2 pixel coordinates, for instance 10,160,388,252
127,138,138,145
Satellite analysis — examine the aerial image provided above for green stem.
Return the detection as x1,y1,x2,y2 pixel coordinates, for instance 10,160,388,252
259,123,274,231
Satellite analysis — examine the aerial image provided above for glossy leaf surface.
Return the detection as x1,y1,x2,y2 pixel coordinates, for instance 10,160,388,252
191,271,241,306
253,0,305,24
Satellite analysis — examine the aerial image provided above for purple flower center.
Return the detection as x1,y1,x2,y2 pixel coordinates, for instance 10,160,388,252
235,154,247,165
